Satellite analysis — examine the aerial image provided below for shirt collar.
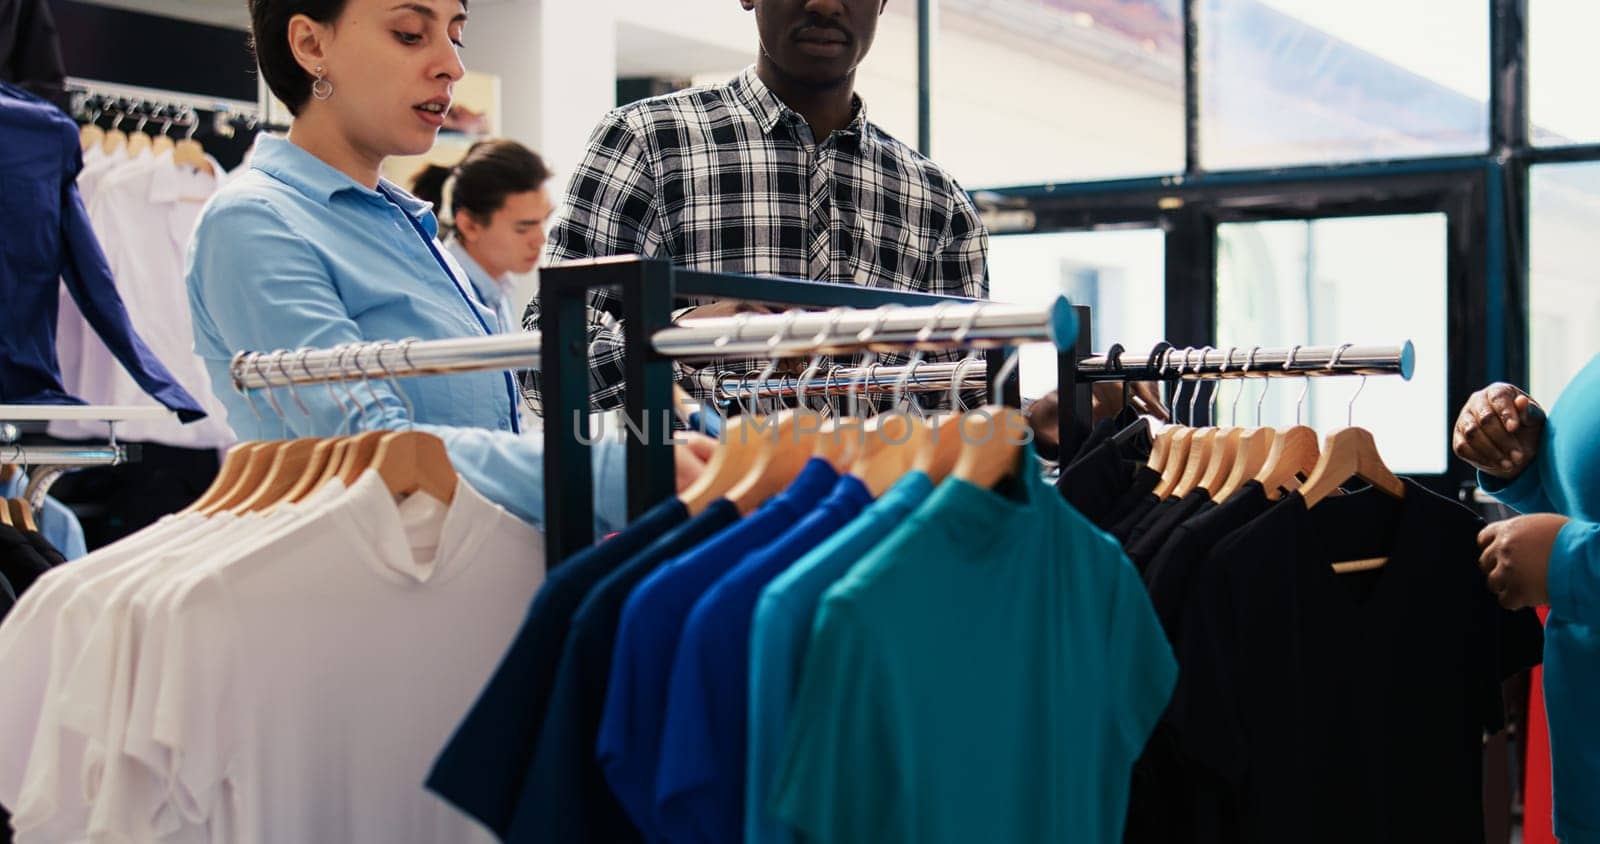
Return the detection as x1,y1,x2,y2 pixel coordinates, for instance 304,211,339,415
250,135,439,234
445,238,511,303
727,65,870,141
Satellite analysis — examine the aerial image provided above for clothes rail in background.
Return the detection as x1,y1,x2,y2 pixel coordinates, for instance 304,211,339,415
716,359,997,402
228,334,543,391
0,406,147,516
537,258,1078,563
1075,343,1416,381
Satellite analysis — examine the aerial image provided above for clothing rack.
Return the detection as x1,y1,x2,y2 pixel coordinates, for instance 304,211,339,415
66,77,283,137
715,359,997,402
0,406,149,514
227,335,544,391
537,258,1087,563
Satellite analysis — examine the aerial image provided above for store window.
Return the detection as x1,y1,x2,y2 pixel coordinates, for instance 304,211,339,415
1215,214,1449,475
988,229,1166,400
1200,0,1488,170
1529,1,1600,146
1529,163,1600,403
932,0,1184,188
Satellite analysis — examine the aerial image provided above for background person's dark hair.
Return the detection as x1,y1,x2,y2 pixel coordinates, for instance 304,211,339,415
247,0,348,116
410,139,551,233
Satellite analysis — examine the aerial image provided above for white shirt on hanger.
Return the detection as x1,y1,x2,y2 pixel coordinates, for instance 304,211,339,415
110,472,544,844
51,150,235,448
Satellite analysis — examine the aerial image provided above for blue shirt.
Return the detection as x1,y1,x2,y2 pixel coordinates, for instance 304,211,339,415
0,82,203,417
428,496,689,837
598,459,838,839
1483,353,1600,843
0,470,86,561
445,238,518,335
746,470,933,844
507,499,742,844
185,135,625,531
656,473,872,844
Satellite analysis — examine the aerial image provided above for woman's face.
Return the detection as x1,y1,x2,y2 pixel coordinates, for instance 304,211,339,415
457,188,553,278
298,0,467,157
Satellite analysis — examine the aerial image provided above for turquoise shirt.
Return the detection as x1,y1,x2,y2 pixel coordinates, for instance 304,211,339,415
1484,353,1600,843
185,135,625,532
772,453,1176,844
746,469,933,844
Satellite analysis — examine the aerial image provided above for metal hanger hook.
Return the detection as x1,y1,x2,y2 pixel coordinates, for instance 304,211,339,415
251,351,290,438
1217,347,1237,426
375,340,418,430
948,355,983,414
1285,344,1308,426
235,353,267,431
274,349,313,420
847,306,899,418
797,307,851,414
754,310,805,416
352,342,388,432
892,352,928,411
1251,346,1269,426
1328,343,1362,427
1188,345,1213,427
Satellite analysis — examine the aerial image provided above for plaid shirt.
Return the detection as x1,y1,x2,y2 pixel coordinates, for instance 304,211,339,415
521,66,989,415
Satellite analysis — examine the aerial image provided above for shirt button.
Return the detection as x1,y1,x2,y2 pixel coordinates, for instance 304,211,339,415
498,419,511,431
811,220,827,236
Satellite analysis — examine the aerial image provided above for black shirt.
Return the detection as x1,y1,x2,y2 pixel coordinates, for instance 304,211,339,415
19,528,63,567
503,499,741,843
1107,467,1162,542
1125,489,1214,573
1187,481,1543,843
427,497,690,837
0,523,51,596
1058,442,1138,533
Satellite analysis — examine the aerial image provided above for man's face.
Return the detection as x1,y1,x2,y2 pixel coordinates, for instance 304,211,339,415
748,0,887,88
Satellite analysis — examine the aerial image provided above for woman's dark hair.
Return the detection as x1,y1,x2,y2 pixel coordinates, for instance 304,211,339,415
248,0,348,116
411,139,551,231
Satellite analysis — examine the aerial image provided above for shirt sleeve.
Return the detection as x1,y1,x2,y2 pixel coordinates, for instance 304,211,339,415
772,599,906,843
932,180,990,300
1478,463,1559,516
1548,519,1600,628
188,196,629,533
1105,556,1178,760
522,111,662,415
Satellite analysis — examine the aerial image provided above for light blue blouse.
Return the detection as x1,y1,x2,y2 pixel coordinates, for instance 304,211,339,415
445,239,518,335
185,135,625,532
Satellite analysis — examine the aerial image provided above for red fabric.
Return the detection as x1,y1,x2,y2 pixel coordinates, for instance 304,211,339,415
1526,606,1556,844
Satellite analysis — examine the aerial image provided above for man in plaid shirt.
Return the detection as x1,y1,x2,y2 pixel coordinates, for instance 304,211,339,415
521,0,989,416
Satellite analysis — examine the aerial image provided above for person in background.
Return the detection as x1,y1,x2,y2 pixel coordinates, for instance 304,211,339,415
185,0,712,533
411,139,552,334
521,0,988,415
1456,358,1600,843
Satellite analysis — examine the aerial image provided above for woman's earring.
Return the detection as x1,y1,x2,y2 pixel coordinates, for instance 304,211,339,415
311,66,334,101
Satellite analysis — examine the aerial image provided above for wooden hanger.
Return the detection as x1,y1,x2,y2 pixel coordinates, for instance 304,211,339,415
1170,428,1219,499
679,413,774,515
231,438,327,513
80,123,105,152
9,499,38,533
726,409,817,515
0,500,11,528
951,406,1028,489
370,430,457,503
152,133,175,156
1299,427,1405,510
1214,427,1274,503
284,437,347,504
1152,428,1194,499
1253,425,1320,501
185,441,267,514
202,441,284,515
1195,427,1242,497
101,126,127,156
125,130,152,158
334,430,392,487
853,412,928,498
0,464,15,484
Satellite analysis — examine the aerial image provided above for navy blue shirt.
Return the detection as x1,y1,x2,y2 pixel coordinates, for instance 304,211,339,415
655,473,873,844
503,499,742,843
0,82,202,416
598,459,839,839
428,497,690,837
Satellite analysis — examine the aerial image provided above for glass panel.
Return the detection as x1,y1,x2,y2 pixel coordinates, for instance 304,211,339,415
1201,0,1488,170
1530,2,1600,146
1216,214,1449,475
1529,163,1600,402
933,0,1184,187
988,229,1167,400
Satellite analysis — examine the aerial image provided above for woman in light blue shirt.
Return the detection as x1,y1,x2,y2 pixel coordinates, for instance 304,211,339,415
410,139,549,335
185,0,710,530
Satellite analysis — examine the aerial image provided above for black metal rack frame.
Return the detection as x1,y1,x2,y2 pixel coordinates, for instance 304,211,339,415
538,258,1093,563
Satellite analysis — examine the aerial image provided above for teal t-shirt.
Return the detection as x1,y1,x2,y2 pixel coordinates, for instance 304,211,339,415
1483,352,1600,842
771,456,1177,844
746,470,935,844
